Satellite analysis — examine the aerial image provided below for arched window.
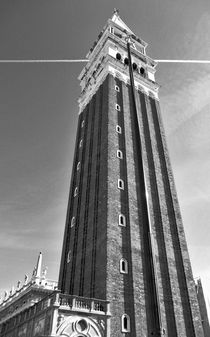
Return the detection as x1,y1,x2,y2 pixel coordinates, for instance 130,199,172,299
81,120,85,128
116,125,122,134
79,139,83,148
74,187,78,197
121,314,130,332
118,179,124,190
77,162,81,171
120,258,128,274
71,217,76,228
115,103,121,111
67,250,71,263
119,214,126,227
117,150,123,159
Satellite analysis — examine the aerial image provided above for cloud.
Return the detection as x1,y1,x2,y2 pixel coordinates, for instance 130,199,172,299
159,12,210,136
157,12,210,309
161,70,210,137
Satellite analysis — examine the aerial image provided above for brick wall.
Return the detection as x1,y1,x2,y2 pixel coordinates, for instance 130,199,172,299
58,72,204,337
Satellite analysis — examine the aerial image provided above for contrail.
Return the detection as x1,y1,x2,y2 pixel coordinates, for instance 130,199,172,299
155,60,210,63
0,59,88,63
0,59,210,64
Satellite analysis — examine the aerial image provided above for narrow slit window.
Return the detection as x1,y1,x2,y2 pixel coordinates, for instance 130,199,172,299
77,162,81,171
67,250,71,263
117,150,123,159
119,214,126,227
109,26,114,34
115,103,121,111
79,139,83,148
71,217,76,228
116,125,122,134
118,179,124,190
115,85,120,92
74,187,78,197
121,314,130,332
120,259,128,274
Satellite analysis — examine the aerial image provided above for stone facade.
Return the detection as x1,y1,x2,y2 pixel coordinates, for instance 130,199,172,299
0,291,110,337
0,254,110,337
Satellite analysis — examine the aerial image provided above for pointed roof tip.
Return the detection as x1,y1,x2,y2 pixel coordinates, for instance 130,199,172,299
113,8,119,15
111,12,135,36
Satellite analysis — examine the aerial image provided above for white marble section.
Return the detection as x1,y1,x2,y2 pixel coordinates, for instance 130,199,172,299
78,11,159,113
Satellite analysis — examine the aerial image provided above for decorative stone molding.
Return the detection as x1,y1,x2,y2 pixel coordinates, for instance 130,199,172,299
56,315,104,337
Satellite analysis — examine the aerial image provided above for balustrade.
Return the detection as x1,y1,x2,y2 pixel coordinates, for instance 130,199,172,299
56,293,109,314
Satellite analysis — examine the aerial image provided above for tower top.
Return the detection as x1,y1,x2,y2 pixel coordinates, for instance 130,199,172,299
86,11,148,59
78,12,158,113
111,9,135,35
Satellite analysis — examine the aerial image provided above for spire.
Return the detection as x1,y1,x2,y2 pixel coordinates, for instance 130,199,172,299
111,10,135,35
35,252,42,278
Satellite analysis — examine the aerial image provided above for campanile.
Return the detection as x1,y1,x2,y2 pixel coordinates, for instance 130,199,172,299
58,10,204,337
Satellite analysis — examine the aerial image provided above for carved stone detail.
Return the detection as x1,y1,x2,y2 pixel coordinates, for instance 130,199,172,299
56,315,105,337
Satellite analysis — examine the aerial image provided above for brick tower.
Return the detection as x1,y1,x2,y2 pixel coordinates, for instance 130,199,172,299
58,10,204,337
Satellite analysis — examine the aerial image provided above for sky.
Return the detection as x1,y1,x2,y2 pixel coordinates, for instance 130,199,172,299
0,0,210,316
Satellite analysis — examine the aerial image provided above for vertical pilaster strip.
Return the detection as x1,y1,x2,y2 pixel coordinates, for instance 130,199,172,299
122,81,147,336
90,81,103,298
82,90,99,298
68,100,90,294
78,93,96,296
94,77,109,300
137,90,177,335
107,74,124,334
58,111,83,292
116,76,137,336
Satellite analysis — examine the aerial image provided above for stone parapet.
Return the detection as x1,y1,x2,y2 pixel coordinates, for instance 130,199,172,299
0,291,110,337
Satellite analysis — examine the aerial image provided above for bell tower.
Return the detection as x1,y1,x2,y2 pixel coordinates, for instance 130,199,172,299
58,10,204,337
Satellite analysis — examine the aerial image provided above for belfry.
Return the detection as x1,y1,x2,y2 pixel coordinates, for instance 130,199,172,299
0,10,208,337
